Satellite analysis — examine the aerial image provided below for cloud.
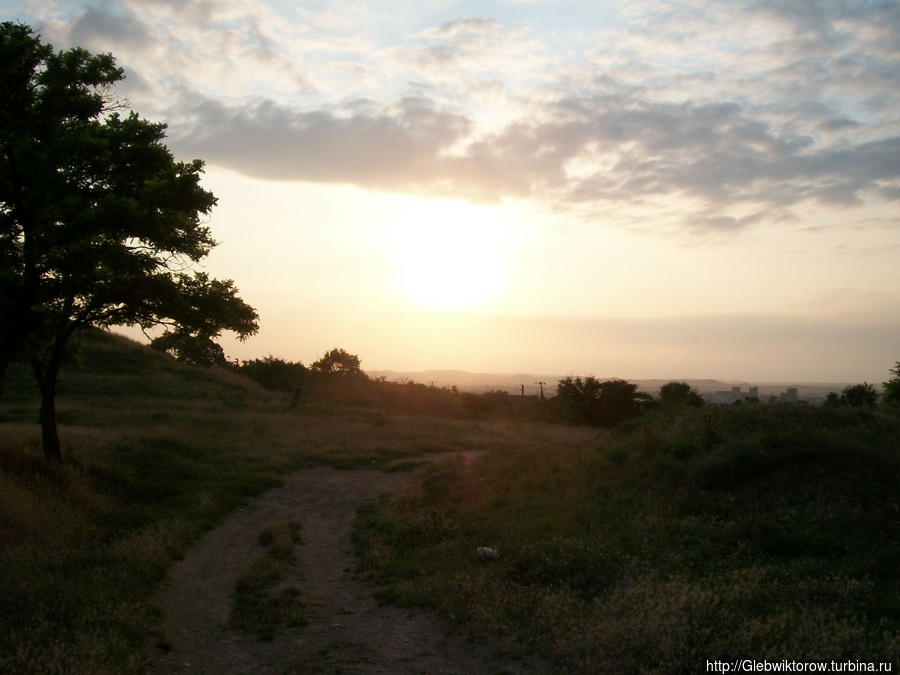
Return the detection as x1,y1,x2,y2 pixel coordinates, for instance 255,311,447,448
414,17,501,40
35,0,900,235
167,85,900,227
170,94,472,189
819,117,861,132
119,0,224,25
400,13,545,87
66,4,153,51
116,65,156,98
176,4,900,231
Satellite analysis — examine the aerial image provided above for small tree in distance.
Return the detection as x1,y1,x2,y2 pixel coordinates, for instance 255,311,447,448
239,356,308,392
658,381,705,408
841,383,878,408
555,376,652,427
311,348,364,378
824,392,842,408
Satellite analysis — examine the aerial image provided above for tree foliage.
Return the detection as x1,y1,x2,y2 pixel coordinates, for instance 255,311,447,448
239,356,308,392
840,383,878,408
824,383,879,408
823,392,842,408
555,376,653,427
311,347,363,378
883,362,900,408
658,381,705,408
0,23,257,458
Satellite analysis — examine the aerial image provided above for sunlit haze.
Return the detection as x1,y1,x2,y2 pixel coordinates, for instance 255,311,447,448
7,0,900,382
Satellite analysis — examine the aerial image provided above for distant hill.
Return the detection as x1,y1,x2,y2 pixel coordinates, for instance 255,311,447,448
366,369,559,396
366,370,850,400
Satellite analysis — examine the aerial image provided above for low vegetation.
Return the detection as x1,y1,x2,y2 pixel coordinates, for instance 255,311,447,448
354,403,900,672
0,329,532,672
3,330,898,671
230,521,307,641
234,355,661,427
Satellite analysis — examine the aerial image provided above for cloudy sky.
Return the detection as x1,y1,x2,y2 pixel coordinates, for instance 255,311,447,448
6,0,900,382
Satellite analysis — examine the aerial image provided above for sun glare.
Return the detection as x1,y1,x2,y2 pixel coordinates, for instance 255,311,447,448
387,200,507,312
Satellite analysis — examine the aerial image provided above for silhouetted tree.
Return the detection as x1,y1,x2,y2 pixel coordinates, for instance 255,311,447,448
150,330,226,367
658,381,705,408
0,24,257,459
883,362,900,408
596,378,655,425
823,392,842,408
841,383,878,408
556,376,651,427
311,348,363,378
239,356,308,392
146,274,257,366
556,376,601,424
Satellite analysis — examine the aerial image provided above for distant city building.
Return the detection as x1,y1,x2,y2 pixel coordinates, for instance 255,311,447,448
780,387,799,403
705,385,804,405
707,386,745,404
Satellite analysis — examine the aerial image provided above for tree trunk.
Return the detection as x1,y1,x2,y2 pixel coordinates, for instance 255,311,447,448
38,367,61,461
0,322,24,401
31,336,66,462
0,353,8,401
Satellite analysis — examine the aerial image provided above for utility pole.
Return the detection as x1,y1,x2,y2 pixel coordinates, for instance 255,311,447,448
520,384,525,397
536,381,546,399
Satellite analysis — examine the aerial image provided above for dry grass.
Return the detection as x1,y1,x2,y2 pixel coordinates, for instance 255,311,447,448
230,521,307,641
0,329,553,672
11,329,895,672
354,404,900,672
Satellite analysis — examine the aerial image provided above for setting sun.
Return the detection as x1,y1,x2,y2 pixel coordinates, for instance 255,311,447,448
386,200,507,312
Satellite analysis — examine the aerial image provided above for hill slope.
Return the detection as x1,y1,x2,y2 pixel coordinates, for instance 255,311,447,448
1,329,550,672
368,369,848,399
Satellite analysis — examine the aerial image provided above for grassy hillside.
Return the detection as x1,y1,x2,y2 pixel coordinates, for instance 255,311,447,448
354,403,900,672
4,330,897,672
0,329,552,673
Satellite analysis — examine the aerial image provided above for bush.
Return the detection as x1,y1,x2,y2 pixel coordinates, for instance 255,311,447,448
659,381,704,408
555,376,653,427
841,383,878,408
238,356,307,392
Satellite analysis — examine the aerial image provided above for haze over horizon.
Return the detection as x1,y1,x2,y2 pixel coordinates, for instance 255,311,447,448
7,0,900,383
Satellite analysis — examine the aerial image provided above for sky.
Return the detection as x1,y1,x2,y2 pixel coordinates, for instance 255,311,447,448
5,0,900,382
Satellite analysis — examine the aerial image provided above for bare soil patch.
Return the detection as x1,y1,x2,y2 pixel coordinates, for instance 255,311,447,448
152,454,544,674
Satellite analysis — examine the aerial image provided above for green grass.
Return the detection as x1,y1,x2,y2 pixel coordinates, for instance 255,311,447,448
354,404,900,672
230,521,307,641
0,328,542,673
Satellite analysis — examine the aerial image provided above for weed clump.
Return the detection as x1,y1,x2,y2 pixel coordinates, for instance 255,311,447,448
230,521,307,641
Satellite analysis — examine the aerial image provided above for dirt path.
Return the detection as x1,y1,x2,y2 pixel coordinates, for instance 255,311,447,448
152,455,542,674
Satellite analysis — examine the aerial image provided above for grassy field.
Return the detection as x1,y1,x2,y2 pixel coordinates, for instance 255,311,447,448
3,330,898,672
354,404,900,672
0,330,549,672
